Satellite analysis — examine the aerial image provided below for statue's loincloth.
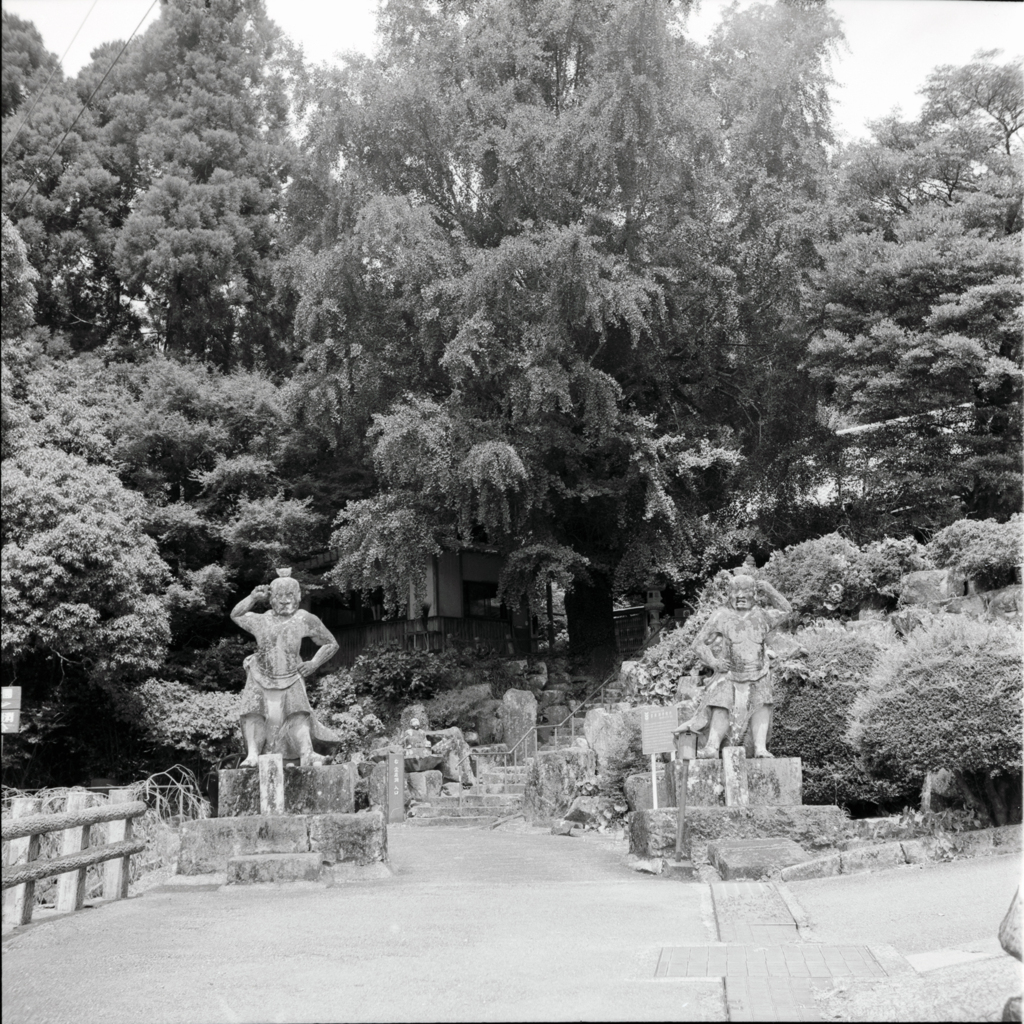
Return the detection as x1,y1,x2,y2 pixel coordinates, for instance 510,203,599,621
680,669,773,747
238,656,341,757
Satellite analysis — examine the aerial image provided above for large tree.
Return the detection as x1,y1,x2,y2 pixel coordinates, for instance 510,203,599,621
296,0,843,661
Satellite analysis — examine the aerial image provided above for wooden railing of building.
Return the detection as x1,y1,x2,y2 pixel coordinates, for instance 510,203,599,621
331,616,518,667
2,790,147,925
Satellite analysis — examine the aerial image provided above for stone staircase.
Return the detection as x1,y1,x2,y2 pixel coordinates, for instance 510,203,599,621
406,761,528,827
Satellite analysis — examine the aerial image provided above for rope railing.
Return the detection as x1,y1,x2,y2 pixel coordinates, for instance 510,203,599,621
1,790,147,926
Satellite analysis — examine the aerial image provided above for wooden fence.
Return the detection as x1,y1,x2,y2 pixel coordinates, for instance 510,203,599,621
2,790,147,926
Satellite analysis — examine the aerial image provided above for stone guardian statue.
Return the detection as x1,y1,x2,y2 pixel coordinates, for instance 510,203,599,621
231,568,341,767
673,573,792,759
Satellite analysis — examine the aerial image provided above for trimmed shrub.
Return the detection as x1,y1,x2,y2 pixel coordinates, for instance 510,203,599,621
928,514,1023,590
308,671,385,761
772,626,901,810
762,533,930,619
850,617,1023,825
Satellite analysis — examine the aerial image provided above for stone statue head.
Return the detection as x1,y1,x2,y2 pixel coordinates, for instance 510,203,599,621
409,718,420,729
269,570,301,616
728,573,757,610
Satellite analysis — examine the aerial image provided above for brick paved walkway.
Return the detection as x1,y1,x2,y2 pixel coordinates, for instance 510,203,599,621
654,879,897,1021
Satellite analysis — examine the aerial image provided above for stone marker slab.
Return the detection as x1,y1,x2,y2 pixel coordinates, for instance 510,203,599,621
219,764,357,816
178,816,309,875
708,838,810,880
258,753,285,815
722,747,749,807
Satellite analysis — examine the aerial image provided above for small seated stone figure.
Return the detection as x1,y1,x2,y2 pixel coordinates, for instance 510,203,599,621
402,719,432,757
673,572,792,759
231,568,341,768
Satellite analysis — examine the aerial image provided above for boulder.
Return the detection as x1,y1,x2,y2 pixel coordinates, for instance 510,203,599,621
944,595,987,618
985,585,1023,624
474,699,505,745
538,688,569,709
625,772,673,811
406,770,443,800
429,726,475,785
1000,888,1022,960
899,569,963,609
540,704,572,726
563,795,601,827
583,707,640,770
441,782,461,797
708,838,810,880
524,748,597,824
309,809,388,866
524,661,548,689
499,689,538,757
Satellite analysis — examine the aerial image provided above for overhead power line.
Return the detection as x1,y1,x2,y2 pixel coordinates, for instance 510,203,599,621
6,0,161,215
1,0,101,162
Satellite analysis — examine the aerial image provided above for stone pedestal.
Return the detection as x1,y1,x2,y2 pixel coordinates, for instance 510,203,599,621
219,763,358,817
178,810,389,876
722,747,749,807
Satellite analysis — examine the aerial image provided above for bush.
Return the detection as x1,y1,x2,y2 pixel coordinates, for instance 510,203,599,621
762,533,931,619
850,617,1023,825
350,644,460,715
308,671,385,760
772,626,902,810
928,514,1023,590
423,688,491,730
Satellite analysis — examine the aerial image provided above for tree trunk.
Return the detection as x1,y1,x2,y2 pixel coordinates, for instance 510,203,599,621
564,572,618,676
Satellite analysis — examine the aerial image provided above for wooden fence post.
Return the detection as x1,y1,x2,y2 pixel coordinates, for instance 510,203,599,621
55,792,95,913
3,797,42,926
102,789,135,901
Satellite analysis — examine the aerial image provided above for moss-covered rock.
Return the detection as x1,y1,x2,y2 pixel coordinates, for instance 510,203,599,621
524,748,597,824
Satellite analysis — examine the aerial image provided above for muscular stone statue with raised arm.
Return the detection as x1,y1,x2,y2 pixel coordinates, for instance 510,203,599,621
673,572,792,759
231,568,341,767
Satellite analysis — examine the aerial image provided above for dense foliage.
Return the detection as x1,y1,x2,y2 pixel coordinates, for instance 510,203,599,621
771,626,900,810
927,513,1023,590
1,0,1019,786
850,617,1023,825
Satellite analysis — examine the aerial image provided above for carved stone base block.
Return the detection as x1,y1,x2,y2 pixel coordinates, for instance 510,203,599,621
722,747,749,806
219,763,357,817
258,754,285,815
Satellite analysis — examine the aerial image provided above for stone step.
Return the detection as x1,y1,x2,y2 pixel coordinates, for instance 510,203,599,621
427,795,523,810
405,815,499,828
226,852,321,884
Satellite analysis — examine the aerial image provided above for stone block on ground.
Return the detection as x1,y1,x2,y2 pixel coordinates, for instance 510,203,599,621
440,782,461,797
707,838,810,880
308,809,388,866
226,852,321,884
524,747,597,824
780,853,842,882
747,758,802,806
538,688,568,709
840,842,907,874
499,689,538,757
583,707,640,770
218,768,260,817
218,764,358,816
406,770,443,800
628,804,852,863
540,704,571,727
625,772,673,811
178,816,309,875
563,795,601,826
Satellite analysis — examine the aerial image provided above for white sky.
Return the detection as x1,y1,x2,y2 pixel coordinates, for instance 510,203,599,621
3,0,1022,143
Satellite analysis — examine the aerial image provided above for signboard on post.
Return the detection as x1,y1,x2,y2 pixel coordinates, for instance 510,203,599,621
640,704,679,810
640,704,678,755
1,687,21,734
386,751,405,823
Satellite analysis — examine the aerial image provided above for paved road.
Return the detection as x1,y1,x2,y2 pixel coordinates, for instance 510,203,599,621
788,853,1021,955
2,826,725,1024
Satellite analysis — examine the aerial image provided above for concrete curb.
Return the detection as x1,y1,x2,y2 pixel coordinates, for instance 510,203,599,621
780,825,1022,882
772,881,821,941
